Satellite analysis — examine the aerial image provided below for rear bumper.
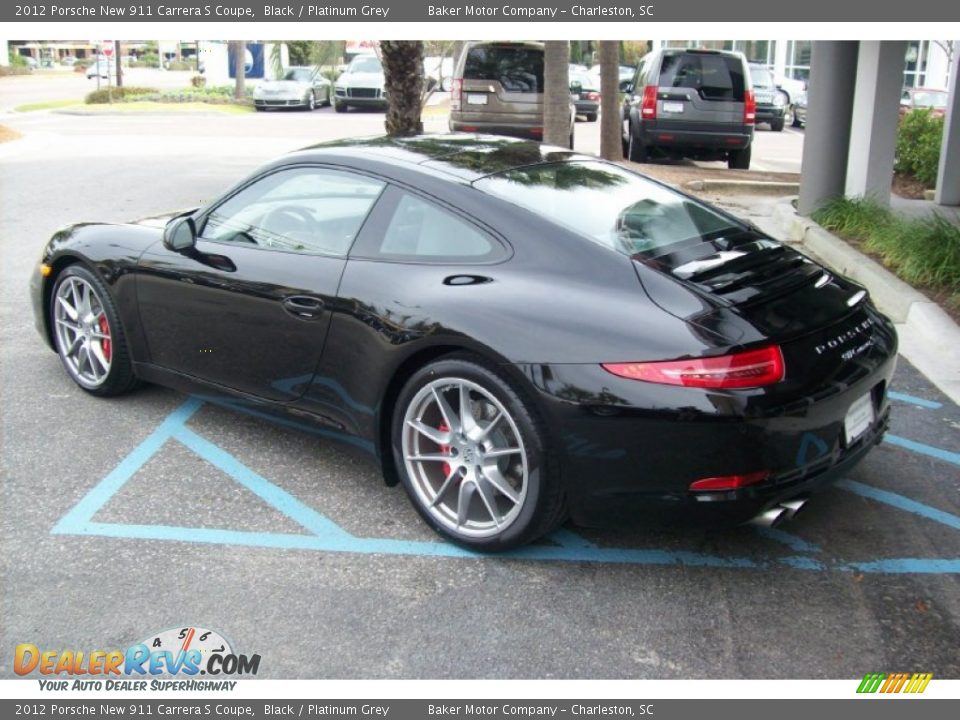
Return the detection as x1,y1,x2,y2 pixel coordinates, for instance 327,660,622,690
638,121,753,151
518,310,898,528
450,119,546,141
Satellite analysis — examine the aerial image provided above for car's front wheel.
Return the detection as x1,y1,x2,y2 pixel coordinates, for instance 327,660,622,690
304,92,316,111
333,98,346,113
50,264,138,396
393,357,565,551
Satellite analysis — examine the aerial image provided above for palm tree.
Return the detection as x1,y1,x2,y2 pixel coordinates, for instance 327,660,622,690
543,41,571,147
380,41,425,137
598,41,621,160
231,41,245,99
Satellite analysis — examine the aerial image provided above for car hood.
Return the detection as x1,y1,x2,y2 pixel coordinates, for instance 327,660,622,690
258,80,311,93
338,72,384,88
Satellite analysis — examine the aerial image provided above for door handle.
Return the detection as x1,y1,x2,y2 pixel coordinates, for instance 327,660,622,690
282,295,325,320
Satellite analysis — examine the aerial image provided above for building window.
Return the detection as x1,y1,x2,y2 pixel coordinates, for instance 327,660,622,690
903,41,929,88
784,40,812,81
734,41,771,65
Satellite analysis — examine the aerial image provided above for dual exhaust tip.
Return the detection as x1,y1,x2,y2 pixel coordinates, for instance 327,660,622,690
749,498,808,528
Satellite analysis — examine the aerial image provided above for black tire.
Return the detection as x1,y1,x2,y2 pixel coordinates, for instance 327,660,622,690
392,356,565,552
322,88,331,107
255,106,265,112
770,117,785,132
728,146,751,170
50,264,138,397
585,112,598,122
627,126,648,163
333,98,347,113
568,127,575,150
792,110,803,128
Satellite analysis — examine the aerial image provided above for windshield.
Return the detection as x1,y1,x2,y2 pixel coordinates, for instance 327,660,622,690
912,91,947,109
474,161,739,257
750,66,775,88
349,56,382,73
284,69,313,82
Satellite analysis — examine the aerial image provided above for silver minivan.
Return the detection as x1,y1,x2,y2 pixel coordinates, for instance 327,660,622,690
622,48,755,169
449,41,575,148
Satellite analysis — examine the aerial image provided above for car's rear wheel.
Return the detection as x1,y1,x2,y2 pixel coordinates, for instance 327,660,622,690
393,357,564,552
568,127,575,150
51,265,137,396
728,146,751,170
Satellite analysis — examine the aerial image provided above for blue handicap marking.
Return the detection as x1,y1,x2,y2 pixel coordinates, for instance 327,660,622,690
51,397,960,574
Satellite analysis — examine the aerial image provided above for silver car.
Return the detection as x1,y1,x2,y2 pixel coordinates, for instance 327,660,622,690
253,67,331,111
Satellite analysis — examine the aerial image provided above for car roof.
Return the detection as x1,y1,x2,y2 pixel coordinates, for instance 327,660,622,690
287,134,591,183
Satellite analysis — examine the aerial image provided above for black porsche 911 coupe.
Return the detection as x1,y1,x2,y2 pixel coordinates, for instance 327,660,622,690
31,135,897,551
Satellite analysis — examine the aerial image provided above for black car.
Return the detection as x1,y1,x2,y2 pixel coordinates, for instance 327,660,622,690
569,69,600,122
31,135,897,551
749,64,790,131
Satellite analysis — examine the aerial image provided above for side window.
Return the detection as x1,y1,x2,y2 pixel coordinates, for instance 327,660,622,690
201,167,385,256
375,192,502,262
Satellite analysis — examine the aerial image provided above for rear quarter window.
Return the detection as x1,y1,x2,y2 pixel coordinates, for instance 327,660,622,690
464,46,544,93
659,53,745,101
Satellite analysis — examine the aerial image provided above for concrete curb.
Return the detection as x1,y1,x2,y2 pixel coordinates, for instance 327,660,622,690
772,198,960,405
685,179,800,194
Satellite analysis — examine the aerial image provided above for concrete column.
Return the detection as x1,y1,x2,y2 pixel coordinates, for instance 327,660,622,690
935,46,960,206
844,41,907,204
773,39,788,80
797,42,859,216
0,39,9,67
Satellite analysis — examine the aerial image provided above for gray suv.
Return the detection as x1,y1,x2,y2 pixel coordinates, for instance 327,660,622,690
449,41,575,148
622,48,755,169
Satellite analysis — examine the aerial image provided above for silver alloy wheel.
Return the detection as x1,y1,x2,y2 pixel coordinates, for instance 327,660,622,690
402,378,529,538
53,275,113,389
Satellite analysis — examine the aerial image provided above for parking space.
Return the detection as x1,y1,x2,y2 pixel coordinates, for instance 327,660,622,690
1,110,957,679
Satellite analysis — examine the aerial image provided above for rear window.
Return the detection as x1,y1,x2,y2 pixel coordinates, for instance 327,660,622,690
464,45,544,93
659,53,746,101
474,161,738,257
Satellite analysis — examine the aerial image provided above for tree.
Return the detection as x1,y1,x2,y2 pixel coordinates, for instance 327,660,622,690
380,41,424,137
231,41,245,100
114,40,123,88
598,41,621,161
543,40,571,147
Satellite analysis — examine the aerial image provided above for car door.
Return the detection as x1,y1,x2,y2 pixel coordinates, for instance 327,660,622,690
136,165,386,401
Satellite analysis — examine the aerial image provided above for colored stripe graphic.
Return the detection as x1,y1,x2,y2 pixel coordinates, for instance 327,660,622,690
856,672,932,693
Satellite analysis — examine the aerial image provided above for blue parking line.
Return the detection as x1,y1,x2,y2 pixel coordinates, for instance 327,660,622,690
888,391,943,409
837,479,960,531
49,395,960,575
754,527,821,554
884,434,960,467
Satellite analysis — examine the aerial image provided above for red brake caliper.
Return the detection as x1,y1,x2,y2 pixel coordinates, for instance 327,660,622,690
99,315,111,362
437,422,452,477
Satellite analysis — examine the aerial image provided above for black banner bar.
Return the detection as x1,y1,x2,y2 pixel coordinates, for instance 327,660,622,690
5,0,960,23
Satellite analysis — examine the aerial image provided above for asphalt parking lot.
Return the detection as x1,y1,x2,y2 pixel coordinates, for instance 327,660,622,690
1,109,958,679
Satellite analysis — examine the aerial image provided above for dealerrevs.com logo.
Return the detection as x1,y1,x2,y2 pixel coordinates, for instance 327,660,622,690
14,626,260,691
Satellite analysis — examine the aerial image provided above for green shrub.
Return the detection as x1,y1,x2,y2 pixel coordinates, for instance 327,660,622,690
895,109,944,188
190,74,207,88
85,86,157,104
813,196,960,305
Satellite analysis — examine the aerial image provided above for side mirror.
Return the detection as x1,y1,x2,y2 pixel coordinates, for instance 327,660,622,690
163,215,197,253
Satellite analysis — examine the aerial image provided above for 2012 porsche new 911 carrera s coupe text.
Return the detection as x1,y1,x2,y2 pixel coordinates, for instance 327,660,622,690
31,135,898,551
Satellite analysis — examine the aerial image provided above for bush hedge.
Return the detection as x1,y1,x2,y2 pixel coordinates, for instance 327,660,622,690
895,109,944,188
85,86,158,104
